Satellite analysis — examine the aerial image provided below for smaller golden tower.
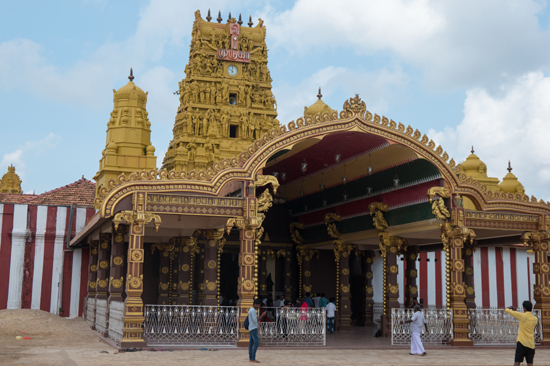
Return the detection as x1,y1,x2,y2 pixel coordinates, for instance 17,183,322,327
304,87,336,117
459,147,500,191
0,165,23,194
94,69,157,200
498,161,525,194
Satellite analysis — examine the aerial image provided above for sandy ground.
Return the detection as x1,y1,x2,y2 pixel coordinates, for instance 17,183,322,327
1,309,550,366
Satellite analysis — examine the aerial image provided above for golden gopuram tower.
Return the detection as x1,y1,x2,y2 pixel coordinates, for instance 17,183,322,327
0,165,23,194
93,69,157,199
162,10,279,172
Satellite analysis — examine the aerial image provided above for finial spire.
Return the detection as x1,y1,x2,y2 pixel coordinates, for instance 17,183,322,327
317,87,322,100
248,15,253,27
217,11,222,23
471,146,474,154
206,9,212,22
228,12,231,22
128,68,134,81
507,160,513,173
238,14,243,25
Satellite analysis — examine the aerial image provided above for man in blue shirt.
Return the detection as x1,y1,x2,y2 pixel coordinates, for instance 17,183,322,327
248,298,266,363
319,293,329,308
305,292,314,308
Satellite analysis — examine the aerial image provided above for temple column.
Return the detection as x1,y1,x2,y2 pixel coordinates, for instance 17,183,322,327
86,240,99,329
442,210,474,346
204,229,224,306
363,250,375,325
297,246,318,300
334,241,355,331
236,227,256,347
379,233,405,337
108,225,127,341
522,227,550,346
405,247,418,308
177,237,197,305
157,244,171,304
95,233,112,337
277,249,292,299
463,240,476,310
196,242,205,305
259,249,268,298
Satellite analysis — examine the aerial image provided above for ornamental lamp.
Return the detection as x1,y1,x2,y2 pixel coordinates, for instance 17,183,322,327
453,194,463,208
393,175,400,188
367,166,373,176
366,187,373,195
335,153,341,164
301,157,308,174
342,176,347,185
281,172,287,181
272,172,279,178
319,183,325,191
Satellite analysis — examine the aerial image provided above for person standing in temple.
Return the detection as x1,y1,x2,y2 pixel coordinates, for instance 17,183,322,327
312,293,321,308
248,299,267,363
506,301,538,366
326,297,336,334
401,305,428,356
319,293,328,308
304,293,314,308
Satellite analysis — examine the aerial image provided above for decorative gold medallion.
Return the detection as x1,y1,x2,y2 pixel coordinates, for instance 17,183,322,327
89,281,97,289
466,267,474,276
163,251,169,257
465,248,472,256
160,283,169,291
410,286,418,294
342,268,350,276
366,286,373,294
98,279,108,288
410,269,417,277
541,263,550,273
130,249,143,262
341,285,350,293
207,282,216,291
304,270,311,277
182,264,190,272
454,260,464,271
410,253,417,260
454,284,464,294
90,264,97,272
243,254,254,265
180,282,189,290
390,265,398,274
243,280,254,291
542,286,550,296
161,267,169,274
208,260,217,269
389,246,397,253
101,242,109,249
366,272,373,279
113,256,123,266
115,234,124,243
100,260,108,269
129,277,142,288
466,286,475,295
304,285,312,293
389,285,399,294
112,278,123,288
366,257,372,263
182,245,189,252
91,248,98,255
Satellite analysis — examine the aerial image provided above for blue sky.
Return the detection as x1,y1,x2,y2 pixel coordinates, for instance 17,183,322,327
2,0,550,200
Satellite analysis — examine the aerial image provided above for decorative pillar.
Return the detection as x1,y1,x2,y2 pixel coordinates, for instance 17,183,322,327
204,229,224,306
379,233,405,337
196,242,205,305
522,223,550,346
363,250,375,325
115,192,161,348
86,240,99,329
95,233,112,337
107,226,127,341
259,249,268,298
157,244,171,304
442,207,475,346
277,249,292,299
405,247,418,308
236,226,256,347
463,240,476,310
297,246,318,300
177,237,197,305
334,241,355,331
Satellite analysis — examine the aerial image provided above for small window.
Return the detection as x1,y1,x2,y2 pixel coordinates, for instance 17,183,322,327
229,125,238,138
229,93,237,105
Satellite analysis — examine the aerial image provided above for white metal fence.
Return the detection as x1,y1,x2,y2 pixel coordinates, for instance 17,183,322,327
391,308,453,346
144,305,239,346
258,307,326,346
468,308,543,346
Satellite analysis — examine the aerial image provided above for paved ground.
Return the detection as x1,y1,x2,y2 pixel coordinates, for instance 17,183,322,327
2,310,550,365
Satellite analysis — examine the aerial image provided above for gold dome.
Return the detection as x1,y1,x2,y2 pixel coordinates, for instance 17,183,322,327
460,147,488,177
113,69,148,107
304,88,336,117
499,161,525,194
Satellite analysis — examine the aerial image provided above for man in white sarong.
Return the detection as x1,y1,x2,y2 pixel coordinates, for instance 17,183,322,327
401,305,428,356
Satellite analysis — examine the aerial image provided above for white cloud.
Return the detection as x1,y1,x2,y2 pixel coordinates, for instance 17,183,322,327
0,133,61,182
263,0,550,89
428,71,550,200
273,65,409,124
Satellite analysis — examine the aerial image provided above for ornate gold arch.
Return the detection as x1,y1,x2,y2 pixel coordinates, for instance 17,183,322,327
97,95,550,218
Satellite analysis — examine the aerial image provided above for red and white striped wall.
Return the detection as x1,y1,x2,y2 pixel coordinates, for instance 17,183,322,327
372,247,535,308
0,203,95,318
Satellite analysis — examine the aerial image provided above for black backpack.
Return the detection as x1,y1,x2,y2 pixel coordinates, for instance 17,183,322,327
243,310,250,330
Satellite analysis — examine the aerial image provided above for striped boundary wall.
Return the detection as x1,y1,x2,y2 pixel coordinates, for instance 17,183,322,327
372,248,536,308
0,203,96,318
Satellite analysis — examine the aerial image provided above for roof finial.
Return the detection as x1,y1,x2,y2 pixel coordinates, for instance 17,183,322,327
471,146,474,154
317,87,322,100
206,9,212,22
128,68,134,81
217,11,222,23
238,14,243,25
507,160,513,173
248,15,253,27
228,12,231,22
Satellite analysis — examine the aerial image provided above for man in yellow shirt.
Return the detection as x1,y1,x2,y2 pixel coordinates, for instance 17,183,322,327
505,301,538,366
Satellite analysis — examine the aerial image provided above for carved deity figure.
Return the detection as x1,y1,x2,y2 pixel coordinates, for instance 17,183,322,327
187,139,197,161
193,111,200,135
249,113,256,139
199,82,205,103
240,112,248,138
202,109,211,136
205,84,211,104
204,138,214,162
221,112,229,137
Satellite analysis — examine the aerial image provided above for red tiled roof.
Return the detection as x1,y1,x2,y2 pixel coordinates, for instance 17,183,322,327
0,193,39,204
17,178,96,207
